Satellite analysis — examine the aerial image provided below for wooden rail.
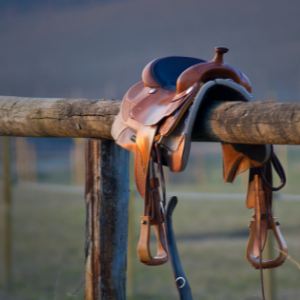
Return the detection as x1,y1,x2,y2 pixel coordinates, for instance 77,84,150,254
1,96,300,144
0,96,119,140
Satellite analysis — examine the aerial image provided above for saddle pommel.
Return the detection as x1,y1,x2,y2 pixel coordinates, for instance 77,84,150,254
177,46,252,93
213,46,229,64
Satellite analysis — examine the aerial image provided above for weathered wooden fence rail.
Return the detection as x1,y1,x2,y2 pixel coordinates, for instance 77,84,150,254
1,94,300,299
1,96,300,144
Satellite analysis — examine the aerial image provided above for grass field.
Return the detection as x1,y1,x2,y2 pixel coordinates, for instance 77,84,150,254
0,180,300,299
0,143,299,299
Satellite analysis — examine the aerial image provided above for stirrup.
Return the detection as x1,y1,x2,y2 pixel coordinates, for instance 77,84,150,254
137,216,168,266
246,217,288,269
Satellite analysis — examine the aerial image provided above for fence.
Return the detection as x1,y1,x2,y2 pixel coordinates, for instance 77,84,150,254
1,95,300,299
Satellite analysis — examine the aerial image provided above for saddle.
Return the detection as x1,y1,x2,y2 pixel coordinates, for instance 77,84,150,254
112,47,287,299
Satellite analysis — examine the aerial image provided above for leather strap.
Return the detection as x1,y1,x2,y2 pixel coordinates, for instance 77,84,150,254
134,125,157,199
260,154,286,191
165,197,193,300
137,159,168,266
255,174,266,300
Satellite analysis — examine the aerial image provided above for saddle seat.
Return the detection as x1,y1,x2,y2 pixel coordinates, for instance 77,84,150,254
143,56,206,91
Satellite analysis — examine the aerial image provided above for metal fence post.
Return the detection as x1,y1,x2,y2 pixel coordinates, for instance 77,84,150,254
84,139,129,300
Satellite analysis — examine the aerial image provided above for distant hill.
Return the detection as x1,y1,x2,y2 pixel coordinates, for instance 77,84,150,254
0,0,299,102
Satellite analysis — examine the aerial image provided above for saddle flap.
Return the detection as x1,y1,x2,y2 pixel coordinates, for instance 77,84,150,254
222,143,273,184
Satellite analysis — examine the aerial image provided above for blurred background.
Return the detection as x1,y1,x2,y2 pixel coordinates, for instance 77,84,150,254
0,0,300,299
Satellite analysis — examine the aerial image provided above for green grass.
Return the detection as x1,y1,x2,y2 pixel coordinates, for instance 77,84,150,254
130,196,300,300
0,187,86,300
1,185,300,299
1,144,300,299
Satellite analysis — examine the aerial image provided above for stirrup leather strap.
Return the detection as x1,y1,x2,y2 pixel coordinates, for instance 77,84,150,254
137,161,168,266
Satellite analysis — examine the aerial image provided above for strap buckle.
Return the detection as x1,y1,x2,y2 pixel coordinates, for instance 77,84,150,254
246,217,288,269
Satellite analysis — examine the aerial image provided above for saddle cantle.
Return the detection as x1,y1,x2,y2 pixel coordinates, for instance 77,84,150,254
111,47,287,300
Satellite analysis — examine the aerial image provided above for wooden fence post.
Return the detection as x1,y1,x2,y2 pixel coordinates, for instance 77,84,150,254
1,136,12,290
84,139,129,300
126,156,135,297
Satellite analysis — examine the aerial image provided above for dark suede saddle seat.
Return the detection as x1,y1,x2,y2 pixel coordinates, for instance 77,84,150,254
143,56,206,90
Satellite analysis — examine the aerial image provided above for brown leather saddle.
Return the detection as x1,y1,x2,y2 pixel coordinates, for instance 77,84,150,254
112,47,287,299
